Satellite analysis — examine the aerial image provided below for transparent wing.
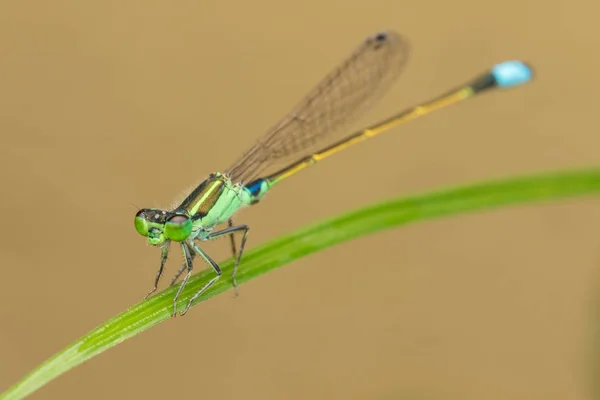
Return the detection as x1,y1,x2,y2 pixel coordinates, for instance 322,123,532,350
225,30,410,183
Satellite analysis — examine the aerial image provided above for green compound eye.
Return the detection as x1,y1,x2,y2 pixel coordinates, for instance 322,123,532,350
164,214,192,242
134,211,150,237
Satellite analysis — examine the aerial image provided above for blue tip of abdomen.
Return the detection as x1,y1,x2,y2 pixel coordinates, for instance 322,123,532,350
492,61,533,88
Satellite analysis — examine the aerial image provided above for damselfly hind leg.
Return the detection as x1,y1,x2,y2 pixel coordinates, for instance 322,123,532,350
144,243,171,300
207,223,250,296
228,218,238,259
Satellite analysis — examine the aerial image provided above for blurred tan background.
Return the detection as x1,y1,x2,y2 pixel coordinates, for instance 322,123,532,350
1,0,600,399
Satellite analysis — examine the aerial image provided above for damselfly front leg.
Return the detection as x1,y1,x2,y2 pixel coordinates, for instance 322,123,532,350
171,242,194,316
170,252,196,287
143,243,171,300
179,240,222,316
170,218,238,288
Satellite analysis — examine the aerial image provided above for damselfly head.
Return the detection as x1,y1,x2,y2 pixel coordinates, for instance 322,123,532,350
134,208,193,245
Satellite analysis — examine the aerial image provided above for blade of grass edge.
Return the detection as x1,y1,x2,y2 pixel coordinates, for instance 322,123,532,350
2,167,600,400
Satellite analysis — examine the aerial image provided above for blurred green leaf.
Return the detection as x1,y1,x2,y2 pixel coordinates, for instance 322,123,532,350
2,167,600,400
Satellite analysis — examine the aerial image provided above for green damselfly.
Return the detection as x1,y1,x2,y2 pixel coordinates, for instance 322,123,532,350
134,31,533,316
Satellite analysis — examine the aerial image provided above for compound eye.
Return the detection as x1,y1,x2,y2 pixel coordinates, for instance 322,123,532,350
134,210,149,237
164,214,192,242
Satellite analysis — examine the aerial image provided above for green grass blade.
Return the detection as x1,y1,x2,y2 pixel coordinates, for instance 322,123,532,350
2,167,600,400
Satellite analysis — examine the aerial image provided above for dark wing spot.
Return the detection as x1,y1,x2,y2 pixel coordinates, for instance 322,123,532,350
371,32,388,50
375,32,387,42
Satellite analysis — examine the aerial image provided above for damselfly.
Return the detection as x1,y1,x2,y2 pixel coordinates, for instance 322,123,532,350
134,31,533,316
